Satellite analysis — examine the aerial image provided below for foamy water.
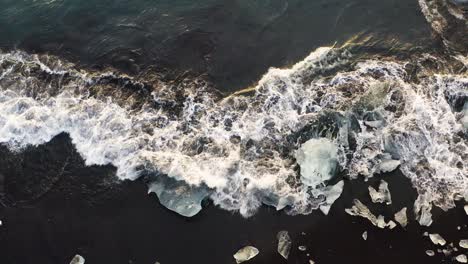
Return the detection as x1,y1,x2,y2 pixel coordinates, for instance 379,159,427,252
0,43,466,218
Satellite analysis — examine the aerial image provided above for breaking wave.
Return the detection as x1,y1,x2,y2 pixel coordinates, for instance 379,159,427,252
0,40,466,218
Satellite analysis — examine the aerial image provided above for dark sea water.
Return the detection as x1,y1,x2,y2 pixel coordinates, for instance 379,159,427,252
0,0,467,264
0,0,431,91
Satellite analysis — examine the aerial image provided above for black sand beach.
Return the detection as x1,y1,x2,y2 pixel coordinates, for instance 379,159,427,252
0,134,466,264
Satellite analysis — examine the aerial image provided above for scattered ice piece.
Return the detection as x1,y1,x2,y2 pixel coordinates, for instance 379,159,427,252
465,205,468,215
319,180,344,215
148,176,211,218
70,255,85,264
377,159,401,173
387,220,397,229
234,246,259,264
345,199,395,229
394,207,408,227
459,240,468,249
456,254,468,263
362,231,368,241
298,246,307,251
309,260,315,264
414,196,433,226
423,232,429,236
426,250,435,256
368,180,392,205
277,231,292,260
458,226,461,230
0,220,2,226
443,249,452,256
429,233,447,246
295,138,338,187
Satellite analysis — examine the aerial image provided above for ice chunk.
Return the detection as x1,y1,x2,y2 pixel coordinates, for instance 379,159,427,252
387,220,397,229
345,199,395,229
377,159,401,173
394,207,408,227
298,246,307,251
233,246,259,263
429,233,447,246
459,240,468,249
295,138,338,187
362,231,368,241
148,176,211,218
277,231,292,259
456,254,468,263
70,255,85,264
368,180,392,205
426,250,435,256
319,180,344,215
309,260,315,264
414,196,433,226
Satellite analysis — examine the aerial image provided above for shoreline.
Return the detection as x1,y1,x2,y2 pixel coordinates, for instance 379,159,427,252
0,133,466,264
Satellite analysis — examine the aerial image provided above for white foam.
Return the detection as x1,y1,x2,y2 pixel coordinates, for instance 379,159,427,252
0,46,466,218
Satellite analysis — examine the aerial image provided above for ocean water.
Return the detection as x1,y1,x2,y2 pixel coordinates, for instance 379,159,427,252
0,0,467,256
0,0,432,91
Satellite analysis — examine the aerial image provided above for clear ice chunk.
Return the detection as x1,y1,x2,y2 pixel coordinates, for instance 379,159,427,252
319,180,344,215
277,231,292,259
394,207,408,227
295,138,338,187
429,233,447,246
70,255,85,264
148,176,211,217
233,246,259,263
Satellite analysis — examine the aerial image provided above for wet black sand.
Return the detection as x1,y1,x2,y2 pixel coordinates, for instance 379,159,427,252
0,134,466,264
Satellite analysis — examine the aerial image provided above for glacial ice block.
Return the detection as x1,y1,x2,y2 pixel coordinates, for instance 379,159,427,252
148,176,211,217
70,255,85,264
277,231,292,259
233,246,259,263
295,138,338,187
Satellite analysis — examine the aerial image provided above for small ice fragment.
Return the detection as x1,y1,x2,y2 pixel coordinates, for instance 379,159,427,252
0,220,2,226
368,180,392,205
377,159,401,173
457,226,461,230
362,231,368,241
319,180,344,215
464,205,468,215
443,249,452,256
309,260,315,264
459,240,468,249
394,207,408,227
298,246,307,251
429,233,447,246
387,220,397,229
426,250,435,256
345,199,395,229
70,255,85,264
414,196,433,226
277,231,292,259
233,246,259,264
456,254,468,263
